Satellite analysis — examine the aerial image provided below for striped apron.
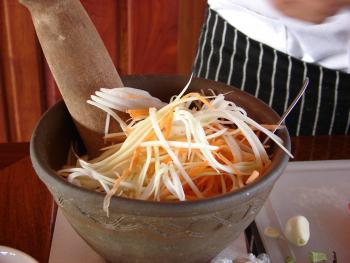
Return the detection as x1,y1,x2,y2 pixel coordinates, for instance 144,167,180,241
193,8,350,136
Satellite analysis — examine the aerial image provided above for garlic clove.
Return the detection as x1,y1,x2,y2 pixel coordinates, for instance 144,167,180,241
284,215,310,246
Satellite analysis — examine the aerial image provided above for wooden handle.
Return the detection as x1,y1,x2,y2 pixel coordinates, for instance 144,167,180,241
21,0,124,156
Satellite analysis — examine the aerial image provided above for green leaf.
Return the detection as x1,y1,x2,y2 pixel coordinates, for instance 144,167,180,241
285,256,296,263
309,251,328,262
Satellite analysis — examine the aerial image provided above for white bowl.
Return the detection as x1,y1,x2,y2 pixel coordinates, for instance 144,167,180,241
0,246,38,263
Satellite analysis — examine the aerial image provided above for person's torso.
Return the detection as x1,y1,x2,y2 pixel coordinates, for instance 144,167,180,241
208,0,350,73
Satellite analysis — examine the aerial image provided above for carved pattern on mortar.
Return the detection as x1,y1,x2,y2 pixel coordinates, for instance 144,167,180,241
49,188,266,238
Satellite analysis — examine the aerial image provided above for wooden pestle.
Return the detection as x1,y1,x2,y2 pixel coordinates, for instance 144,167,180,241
20,0,125,156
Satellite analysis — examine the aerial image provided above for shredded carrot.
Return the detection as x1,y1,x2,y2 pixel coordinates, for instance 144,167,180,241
127,109,149,119
162,112,174,139
214,152,241,175
127,94,149,100
188,162,209,178
58,81,292,215
128,148,140,172
246,170,259,184
182,92,213,108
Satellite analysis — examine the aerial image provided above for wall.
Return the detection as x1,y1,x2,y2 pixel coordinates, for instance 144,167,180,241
0,0,206,142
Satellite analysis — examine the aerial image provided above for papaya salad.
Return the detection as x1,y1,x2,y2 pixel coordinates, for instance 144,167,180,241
58,77,292,215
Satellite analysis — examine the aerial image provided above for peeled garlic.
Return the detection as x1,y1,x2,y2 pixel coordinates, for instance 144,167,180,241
284,215,310,246
264,226,281,238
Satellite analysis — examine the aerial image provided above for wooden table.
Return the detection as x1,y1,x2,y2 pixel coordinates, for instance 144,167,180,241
0,143,56,263
0,136,349,262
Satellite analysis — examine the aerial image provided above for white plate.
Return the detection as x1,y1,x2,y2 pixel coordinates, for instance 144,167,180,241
255,160,350,262
0,246,38,263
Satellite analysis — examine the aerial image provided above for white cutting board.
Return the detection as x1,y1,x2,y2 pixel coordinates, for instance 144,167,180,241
255,160,350,262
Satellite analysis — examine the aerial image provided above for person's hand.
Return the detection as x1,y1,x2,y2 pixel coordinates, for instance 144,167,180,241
271,0,350,23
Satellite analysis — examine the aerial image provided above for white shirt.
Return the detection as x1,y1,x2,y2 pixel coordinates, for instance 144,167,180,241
208,0,350,73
